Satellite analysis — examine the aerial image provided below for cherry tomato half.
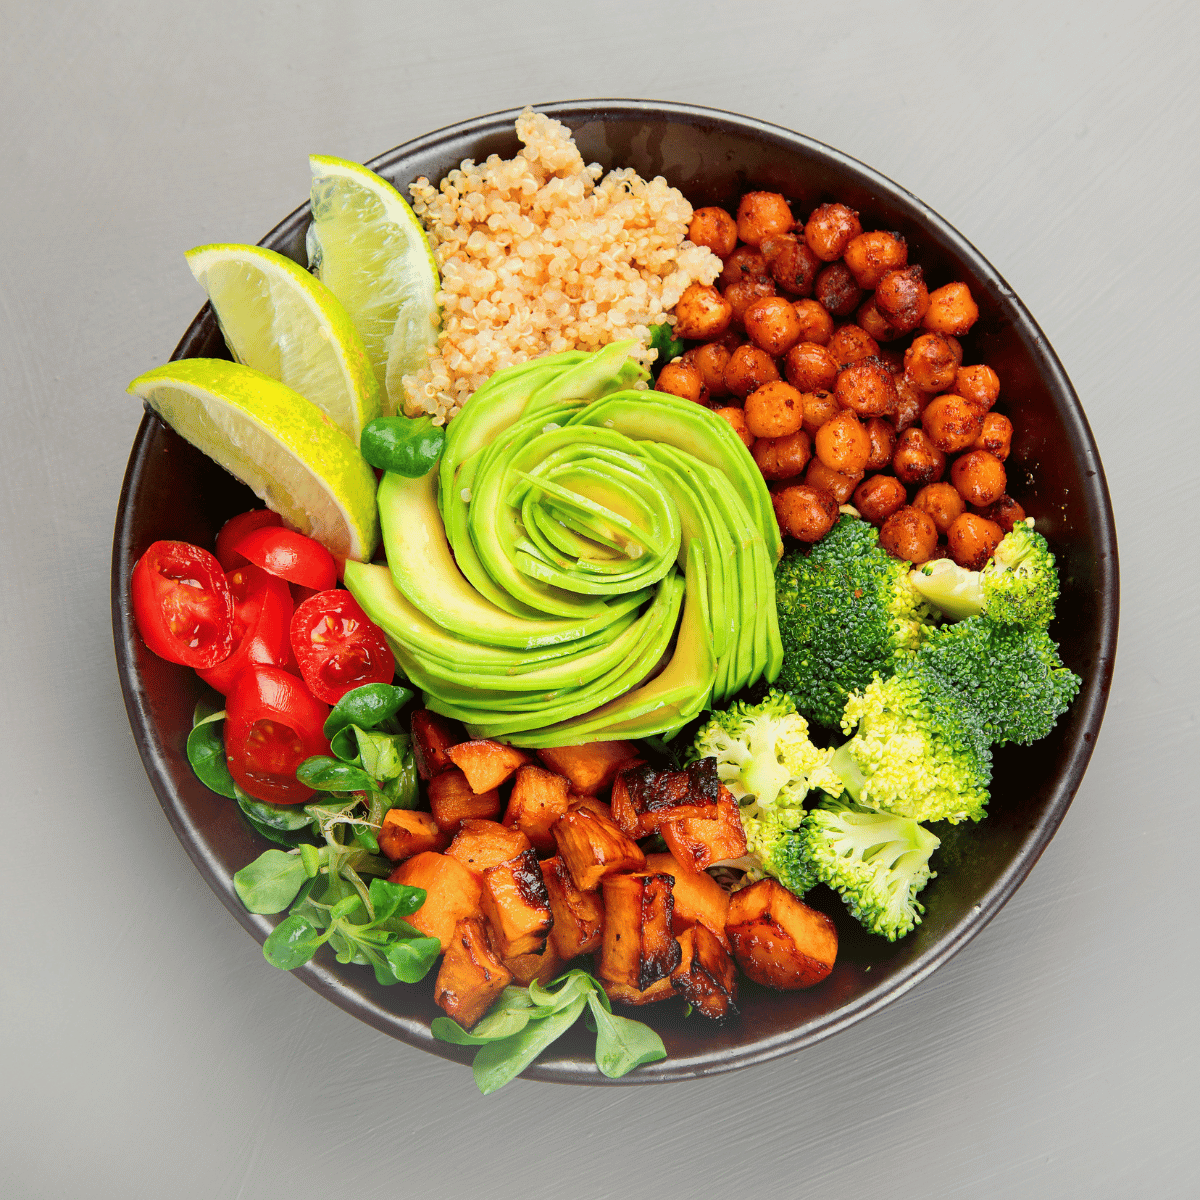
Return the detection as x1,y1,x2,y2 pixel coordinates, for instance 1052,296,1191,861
290,590,397,704
215,508,282,572
225,665,330,804
231,527,337,591
196,565,293,696
131,540,234,669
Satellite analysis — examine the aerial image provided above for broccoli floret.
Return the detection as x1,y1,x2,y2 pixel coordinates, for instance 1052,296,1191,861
775,514,939,727
771,796,941,940
910,519,1060,627
689,690,841,872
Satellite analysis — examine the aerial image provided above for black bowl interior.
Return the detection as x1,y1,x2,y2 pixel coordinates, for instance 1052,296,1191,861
112,101,1118,1083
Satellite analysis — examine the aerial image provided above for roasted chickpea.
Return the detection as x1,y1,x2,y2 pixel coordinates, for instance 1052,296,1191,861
843,230,908,288
724,344,781,399
805,458,863,504
713,406,755,449
835,358,899,417
923,282,979,336
815,262,862,319
656,360,705,403
744,295,803,357
879,506,938,564
792,298,834,344
718,245,770,291
876,347,904,374
951,449,1007,507
904,332,960,393
912,481,966,535
893,427,946,487
724,276,777,324
874,265,930,333
784,341,839,392
691,342,733,398
864,417,896,471
955,364,1000,411
922,394,984,453
975,494,1026,533
744,380,805,438
803,202,862,261
761,234,820,296
687,207,738,258
674,282,733,341
815,410,871,474
946,512,1003,569
826,323,879,367
753,430,812,479
856,296,900,342
736,192,795,247
800,389,841,437
973,412,1013,460
853,474,908,525
891,374,927,433
772,484,839,542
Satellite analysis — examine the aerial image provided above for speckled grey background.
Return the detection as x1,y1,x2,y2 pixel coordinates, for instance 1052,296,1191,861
2,2,1196,1196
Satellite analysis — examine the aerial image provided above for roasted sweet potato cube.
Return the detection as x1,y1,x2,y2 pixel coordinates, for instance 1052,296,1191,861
434,917,512,1029
379,808,449,862
446,739,532,793
541,855,605,959
503,938,564,987
428,767,501,835
645,851,731,948
726,878,838,990
671,923,738,1021
411,710,463,780
479,848,553,958
551,805,646,892
536,741,641,795
447,819,531,877
601,977,677,1006
389,852,482,952
611,759,720,837
503,766,572,852
660,785,748,870
569,793,614,821
599,872,682,992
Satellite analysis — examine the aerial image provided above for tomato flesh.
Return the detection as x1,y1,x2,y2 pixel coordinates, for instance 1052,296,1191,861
131,541,234,669
290,590,396,704
196,565,294,696
214,508,283,572
231,527,337,591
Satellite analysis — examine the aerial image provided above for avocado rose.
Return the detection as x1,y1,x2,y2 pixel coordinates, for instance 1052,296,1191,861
345,343,784,744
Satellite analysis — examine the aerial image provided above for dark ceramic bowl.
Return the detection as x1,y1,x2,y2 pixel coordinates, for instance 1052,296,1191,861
112,100,1118,1083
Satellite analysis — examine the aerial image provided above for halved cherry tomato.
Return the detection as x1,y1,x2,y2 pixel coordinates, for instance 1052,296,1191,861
131,540,234,669
225,666,330,804
215,509,282,572
290,590,397,704
232,527,337,591
196,566,293,696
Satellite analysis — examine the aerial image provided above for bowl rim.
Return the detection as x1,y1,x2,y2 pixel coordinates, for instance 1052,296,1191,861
112,98,1119,1084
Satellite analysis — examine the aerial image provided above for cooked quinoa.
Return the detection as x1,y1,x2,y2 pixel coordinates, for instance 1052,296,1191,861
403,109,722,423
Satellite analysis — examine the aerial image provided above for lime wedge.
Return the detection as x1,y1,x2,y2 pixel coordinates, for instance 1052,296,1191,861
306,154,440,415
185,243,380,443
129,358,379,561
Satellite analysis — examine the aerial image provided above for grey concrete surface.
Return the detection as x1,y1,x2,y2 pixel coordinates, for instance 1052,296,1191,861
2,1,1196,1197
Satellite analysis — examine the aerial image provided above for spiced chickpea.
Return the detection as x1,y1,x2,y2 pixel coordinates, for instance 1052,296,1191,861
815,262,862,319
951,449,1007,507
784,341,839,392
725,276,777,324
856,296,900,342
864,417,896,471
692,342,733,398
656,360,705,404
827,324,879,367
792,298,834,344
815,410,871,474
904,333,960,393
803,202,862,261
891,374,927,433
805,458,863,504
974,412,1013,460
744,380,805,438
835,358,899,417
674,282,732,341
713,406,755,449
955,364,1000,411
879,506,938,564
773,484,839,542
874,265,930,333
687,207,738,258
853,474,908,525
922,394,984,453
744,295,803,357
876,348,904,374
753,430,812,479
800,390,841,437
725,344,781,399
947,512,1003,570
736,192,795,247
843,230,908,288
718,245,771,290
975,494,1026,533
912,482,965,535
761,234,820,296
923,282,979,336
893,427,946,487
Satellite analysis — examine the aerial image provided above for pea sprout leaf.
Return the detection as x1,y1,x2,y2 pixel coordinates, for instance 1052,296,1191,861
382,937,441,983
323,683,414,740
296,756,375,793
471,994,590,1095
186,709,236,798
586,993,667,1077
263,913,327,970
